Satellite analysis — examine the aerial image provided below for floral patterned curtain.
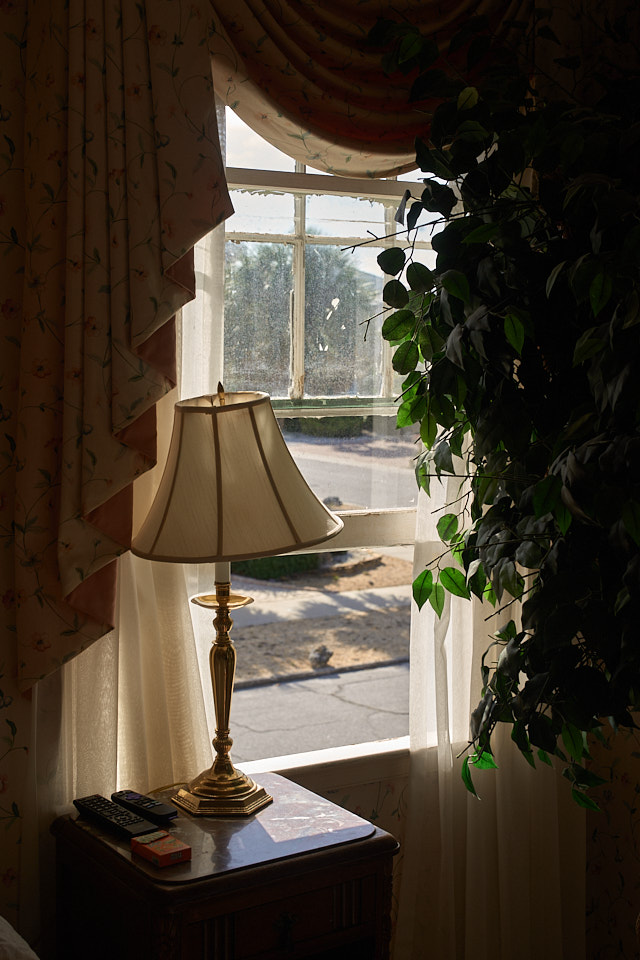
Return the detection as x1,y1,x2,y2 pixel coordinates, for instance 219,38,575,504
208,0,532,177
0,0,231,929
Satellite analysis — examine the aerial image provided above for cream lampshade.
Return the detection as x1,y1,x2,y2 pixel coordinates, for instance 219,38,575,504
131,387,343,816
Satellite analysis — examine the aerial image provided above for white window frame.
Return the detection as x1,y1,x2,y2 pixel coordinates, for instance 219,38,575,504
223,146,430,552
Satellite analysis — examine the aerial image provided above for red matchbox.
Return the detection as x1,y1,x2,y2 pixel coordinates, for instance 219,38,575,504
130,830,191,867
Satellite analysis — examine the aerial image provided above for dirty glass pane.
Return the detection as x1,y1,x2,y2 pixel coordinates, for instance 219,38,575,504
279,415,418,512
223,241,292,398
226,109,295,172
306,194,388,239
304,244,385,397
229,190,294,235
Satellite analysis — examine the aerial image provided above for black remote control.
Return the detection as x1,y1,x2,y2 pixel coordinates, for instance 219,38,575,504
73,795,159,838
111,790,178,825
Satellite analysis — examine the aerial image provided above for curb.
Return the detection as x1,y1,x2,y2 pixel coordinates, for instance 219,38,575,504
234,657,409,691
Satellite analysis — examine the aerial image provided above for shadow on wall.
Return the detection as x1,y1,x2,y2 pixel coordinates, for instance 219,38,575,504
586,725,640,960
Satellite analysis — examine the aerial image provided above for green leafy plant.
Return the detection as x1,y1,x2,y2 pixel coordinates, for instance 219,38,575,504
373,11,640,807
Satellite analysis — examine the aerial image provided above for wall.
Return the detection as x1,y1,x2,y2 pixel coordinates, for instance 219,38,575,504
587,728,640,960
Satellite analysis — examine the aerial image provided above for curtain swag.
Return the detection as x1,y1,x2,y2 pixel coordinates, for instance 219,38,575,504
208,0,532,177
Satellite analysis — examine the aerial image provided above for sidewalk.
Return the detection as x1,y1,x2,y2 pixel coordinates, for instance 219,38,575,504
231,580,410,628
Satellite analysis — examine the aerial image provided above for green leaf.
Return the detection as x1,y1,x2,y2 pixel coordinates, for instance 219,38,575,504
554,501,572,535
413,569,433,610
515,539,544,568
455,119,490,143
504,313,525,355
498,560,524,600
571,765,607,789
483,580,497,606
406,261,434,292
446,325,465,368
430,582,446,617
533,475,561,518
441,269,471,305
392,340,419,374
511,718,530,752
437,513,458,541
468,560,487,599
545,260,566,298
589,271,612,318
421,182,457,217
383,279,409,308
461,756,479,797
457,85,479,111
570,788,601,812
573,327,604,365
440,566,470,599
407,201,425,230
396,399,414,429
409,394,427,424
382,309,415,342
416,457,431,495
462,222,501,244
415,139,455,179
420,411,437,448
377,247,406,276
561,722,585,761
471,750,498,770
537,748,553,766
433,440,454,474
418,323,444,361
398,31,423,63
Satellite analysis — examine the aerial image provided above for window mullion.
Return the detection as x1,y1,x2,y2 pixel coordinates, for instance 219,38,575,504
380,201,401,398
290,184,306,400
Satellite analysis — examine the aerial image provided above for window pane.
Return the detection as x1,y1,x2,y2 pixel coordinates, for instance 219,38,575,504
306,194,388,239
226,109,295,172
396,168,421,181
229,190,294,235
224,241,292,397
280,416,418,510
304,244,386,397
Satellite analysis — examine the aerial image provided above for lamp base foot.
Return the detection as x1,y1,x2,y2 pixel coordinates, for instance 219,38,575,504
172,765,272,817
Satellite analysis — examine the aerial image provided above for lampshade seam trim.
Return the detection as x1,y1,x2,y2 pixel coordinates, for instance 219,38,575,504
211,408,224,556
249,406,300,545
148,410,185,555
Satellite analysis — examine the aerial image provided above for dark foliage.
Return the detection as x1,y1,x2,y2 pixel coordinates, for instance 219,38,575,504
374,10,640,806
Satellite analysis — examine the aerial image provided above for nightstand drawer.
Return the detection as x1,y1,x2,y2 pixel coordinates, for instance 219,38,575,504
235,875,375,956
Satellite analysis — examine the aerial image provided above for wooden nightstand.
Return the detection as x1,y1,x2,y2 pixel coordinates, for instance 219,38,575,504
52,773,398,959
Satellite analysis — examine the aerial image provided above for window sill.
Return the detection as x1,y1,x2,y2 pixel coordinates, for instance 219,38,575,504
242,736,410,794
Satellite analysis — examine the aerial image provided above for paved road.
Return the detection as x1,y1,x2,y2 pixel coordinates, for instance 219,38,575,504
282,432,418,510
191,567,412,763
230,661,409,763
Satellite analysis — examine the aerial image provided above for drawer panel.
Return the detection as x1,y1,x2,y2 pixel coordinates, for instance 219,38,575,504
234,876,375,957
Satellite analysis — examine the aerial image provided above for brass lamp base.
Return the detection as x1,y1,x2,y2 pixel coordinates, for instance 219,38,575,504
172,760,272,817
176,582,273,817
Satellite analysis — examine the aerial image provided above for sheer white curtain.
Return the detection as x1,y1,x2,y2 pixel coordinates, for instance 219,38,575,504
26,407,213,952
394,480,586,960
25,140,228,956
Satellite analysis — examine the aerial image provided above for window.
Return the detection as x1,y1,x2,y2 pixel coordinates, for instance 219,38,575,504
188,110,438,760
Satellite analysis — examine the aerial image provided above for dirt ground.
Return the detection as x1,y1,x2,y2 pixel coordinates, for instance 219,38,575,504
233,553,412,684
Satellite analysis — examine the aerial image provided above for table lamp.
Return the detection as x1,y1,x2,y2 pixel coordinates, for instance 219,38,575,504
131,386,343,816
